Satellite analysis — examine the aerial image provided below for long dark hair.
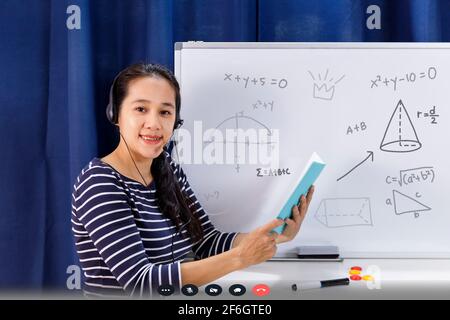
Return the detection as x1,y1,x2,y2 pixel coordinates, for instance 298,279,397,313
112,63,203,243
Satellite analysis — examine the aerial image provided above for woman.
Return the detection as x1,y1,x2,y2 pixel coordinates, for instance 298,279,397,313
71,63,314,298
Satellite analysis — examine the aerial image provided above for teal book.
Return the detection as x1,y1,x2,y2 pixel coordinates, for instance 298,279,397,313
273,152,326,234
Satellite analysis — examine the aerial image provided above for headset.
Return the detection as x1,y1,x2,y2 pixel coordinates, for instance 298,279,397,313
106,68,189,265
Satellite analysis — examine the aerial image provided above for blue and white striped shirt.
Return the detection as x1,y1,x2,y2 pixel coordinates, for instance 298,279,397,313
71,152,237,298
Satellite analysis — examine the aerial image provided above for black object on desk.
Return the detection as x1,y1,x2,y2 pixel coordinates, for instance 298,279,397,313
292,278,350,291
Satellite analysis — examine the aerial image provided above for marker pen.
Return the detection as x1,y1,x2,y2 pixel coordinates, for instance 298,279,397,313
291,278,350,291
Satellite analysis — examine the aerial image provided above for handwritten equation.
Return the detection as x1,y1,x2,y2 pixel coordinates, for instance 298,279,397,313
256,167,291,177
417,105,439,124
252,100,274,112
385,166,435,187
224,73,288,89
370,66,437,91
204,191,220,201
346,121,367,135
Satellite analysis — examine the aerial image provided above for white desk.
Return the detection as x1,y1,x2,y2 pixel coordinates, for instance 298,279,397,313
192,259,450,299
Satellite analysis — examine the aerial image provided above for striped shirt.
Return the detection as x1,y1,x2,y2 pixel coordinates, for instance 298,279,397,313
71,151,237,298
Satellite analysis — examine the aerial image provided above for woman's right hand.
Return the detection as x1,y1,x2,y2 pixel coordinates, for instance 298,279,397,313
234,219,284,268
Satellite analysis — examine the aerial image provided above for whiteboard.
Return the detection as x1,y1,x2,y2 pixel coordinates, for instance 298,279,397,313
174,42,450,258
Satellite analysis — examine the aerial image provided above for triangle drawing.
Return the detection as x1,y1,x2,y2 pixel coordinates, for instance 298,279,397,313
393,190,431,218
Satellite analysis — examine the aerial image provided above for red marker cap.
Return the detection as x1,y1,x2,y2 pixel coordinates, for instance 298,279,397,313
350,275,362,281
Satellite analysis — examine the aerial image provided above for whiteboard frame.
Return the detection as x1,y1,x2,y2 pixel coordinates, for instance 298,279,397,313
174,42,450,259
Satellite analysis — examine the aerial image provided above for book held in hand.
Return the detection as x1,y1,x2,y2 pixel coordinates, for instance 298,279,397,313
273,152,326,234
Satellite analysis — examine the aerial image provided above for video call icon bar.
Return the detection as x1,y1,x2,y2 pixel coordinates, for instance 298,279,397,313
157,283,270,297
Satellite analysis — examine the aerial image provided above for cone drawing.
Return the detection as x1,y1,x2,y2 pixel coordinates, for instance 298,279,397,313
380,100,422,153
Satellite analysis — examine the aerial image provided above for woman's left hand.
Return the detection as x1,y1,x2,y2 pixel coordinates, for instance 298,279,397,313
276,186,315,244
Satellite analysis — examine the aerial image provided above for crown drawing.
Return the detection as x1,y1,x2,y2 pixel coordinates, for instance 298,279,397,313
313,83,335,100
308,70,345,101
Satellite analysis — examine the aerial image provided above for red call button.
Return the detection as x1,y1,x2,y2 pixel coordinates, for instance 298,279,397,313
252,284,270,297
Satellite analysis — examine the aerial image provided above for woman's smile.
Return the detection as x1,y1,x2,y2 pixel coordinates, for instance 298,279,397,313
139,134,163,145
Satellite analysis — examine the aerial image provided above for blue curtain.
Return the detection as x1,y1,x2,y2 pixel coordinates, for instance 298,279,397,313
1,0,449,290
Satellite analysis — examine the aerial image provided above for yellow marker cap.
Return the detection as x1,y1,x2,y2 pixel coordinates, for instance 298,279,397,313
362,275,374,281
349,270,361,275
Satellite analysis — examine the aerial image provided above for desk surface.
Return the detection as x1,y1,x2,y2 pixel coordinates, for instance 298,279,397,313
192,258,450,299
1,258,447,300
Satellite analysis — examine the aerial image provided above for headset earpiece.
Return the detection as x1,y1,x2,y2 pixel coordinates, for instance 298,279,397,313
106,100,116,124
106,73,120,125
